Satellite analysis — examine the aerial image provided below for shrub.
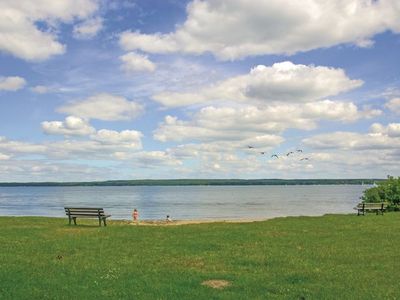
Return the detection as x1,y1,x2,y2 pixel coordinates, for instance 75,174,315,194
361,176,400,210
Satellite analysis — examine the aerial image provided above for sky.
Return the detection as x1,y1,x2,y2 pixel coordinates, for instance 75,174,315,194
0,0,400,182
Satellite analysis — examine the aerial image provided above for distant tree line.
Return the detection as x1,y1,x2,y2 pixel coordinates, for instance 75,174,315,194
0,178,381,187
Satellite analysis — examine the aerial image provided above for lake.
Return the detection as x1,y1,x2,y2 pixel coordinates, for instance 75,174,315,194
0,185,368,220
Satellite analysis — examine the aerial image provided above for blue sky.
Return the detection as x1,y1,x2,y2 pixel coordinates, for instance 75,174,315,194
1,0,400,181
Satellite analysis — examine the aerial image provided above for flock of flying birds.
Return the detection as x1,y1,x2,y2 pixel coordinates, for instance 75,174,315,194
246,146,310,161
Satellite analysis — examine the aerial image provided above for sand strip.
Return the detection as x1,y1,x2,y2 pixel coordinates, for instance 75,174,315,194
125,218,269,226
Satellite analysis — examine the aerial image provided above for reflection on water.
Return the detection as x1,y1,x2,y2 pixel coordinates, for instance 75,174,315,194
0,185,367,220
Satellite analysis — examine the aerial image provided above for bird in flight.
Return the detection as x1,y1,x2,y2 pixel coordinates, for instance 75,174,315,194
271,154,279,159
300,158,309,161
286,151,294,156
260,151,266,155
247,145,254,149
296,149,303,153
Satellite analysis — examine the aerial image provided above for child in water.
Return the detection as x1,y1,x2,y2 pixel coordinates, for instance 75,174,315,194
166,215,172,223
132,209,139,224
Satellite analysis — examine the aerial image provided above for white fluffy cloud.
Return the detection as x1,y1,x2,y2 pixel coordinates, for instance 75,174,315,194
48,136,143,159
0,76,26,91
386,97,400,114
38,120,144,156
152,62,363,107
0,136,47,154
58,93,143,121
0,159,117,182
152,61,376,155
154,100,376,145
261,148,400,178
154,110,285,147
91,129,143,146
73,17,103,39
244,63,363,102
0,0,99,61
0,127,143,161
304,131,376,150
387,124,400,138
120,52,156,73
133,151,181,167
0,153,10,160
41,116,96,136
120,0,400,60
370,122,400,138
257,121,400,177
31,85,49,94
113,150,182,168
302,100,381,122
165,142,268,175
303,123,400,151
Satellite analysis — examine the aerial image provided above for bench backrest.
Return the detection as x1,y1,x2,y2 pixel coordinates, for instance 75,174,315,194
65,207,106,216
357,203,387,209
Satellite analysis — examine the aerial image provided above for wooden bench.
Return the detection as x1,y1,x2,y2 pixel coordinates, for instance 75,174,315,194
354,203,387,216
64,207,111,226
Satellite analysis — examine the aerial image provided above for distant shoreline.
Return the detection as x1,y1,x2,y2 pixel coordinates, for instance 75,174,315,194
0,178,381,187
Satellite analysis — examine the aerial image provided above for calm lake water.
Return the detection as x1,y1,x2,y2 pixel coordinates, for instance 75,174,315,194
0,185,368,220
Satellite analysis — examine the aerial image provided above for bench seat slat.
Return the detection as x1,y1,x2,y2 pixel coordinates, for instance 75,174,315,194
67,214,110,217
65,207,104,210
65,208,103,211
65,211,104,213
67,213,109,215
65,210,104,213
66,213,105,216
67,213,108,217
69,216,110,219
65,209,104,212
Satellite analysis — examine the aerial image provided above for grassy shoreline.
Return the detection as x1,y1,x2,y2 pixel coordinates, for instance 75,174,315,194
1,214,399,299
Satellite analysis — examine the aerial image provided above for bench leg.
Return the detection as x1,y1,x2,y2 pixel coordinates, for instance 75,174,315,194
68,216,72,225
103,218,107,227
73,217,77,225
98,218,102,227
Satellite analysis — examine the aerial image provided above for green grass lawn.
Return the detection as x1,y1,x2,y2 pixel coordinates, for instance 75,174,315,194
0,214,399,299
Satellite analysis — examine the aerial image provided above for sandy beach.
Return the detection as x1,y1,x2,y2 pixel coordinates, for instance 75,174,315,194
127,218,268,226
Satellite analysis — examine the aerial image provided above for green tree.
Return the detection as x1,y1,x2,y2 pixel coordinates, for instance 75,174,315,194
362,176,400,209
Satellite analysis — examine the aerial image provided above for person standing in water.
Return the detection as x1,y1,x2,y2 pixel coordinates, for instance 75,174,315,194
132,208,139,225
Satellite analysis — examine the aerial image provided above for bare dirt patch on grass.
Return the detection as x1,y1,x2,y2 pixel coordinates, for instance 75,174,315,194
201,280,231,289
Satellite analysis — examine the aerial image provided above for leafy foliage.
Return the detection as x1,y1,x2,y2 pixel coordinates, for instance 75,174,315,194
362,176,400,209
